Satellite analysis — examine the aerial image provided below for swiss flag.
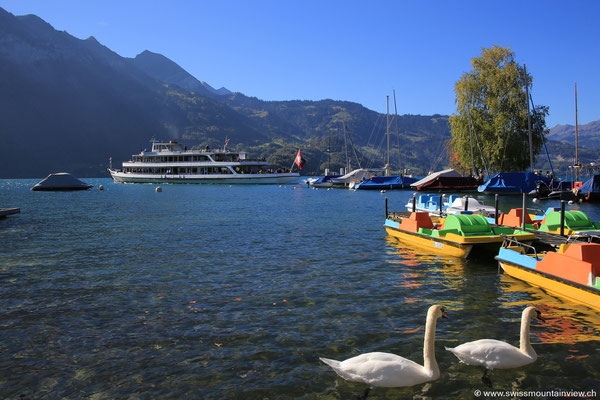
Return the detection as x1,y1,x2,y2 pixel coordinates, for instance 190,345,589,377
294,149,306,169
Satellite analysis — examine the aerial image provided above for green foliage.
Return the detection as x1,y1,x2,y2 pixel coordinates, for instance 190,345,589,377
449,45,549,173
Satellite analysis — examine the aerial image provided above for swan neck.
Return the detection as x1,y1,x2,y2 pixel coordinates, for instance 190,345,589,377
423,312,439,376
520,312,536,357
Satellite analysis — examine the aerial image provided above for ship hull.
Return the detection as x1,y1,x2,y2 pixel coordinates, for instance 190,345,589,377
109,170,300,184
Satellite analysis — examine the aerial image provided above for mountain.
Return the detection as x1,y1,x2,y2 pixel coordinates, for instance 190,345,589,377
131,50,231,97
0,8,266,178
0,7,451,178
548,120,600,148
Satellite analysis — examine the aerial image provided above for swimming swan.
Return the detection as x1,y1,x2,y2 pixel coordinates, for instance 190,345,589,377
320,305,447,393
445,306,544,387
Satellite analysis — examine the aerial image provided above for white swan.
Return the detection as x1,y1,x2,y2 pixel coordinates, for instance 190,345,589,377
320,305,447,393
445,306,545,387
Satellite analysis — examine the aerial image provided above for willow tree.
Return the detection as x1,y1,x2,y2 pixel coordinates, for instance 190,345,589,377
449,45,549,174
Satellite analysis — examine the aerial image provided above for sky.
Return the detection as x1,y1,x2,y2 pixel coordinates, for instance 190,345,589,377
1,0,598,127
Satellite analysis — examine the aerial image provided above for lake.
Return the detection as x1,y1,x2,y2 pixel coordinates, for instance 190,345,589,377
1,179,599,399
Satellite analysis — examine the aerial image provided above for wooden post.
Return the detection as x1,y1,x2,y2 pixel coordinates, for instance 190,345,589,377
412,195,416,212
560,200,566,236
464,196,469,211
439,195,443,216
522,193,527,231
385,197,388,218
495,194,499,225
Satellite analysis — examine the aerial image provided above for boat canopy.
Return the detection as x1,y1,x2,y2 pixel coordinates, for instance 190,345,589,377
31,173,93,191
576,174,600,196
410,169,462,188
478,172,551,194
329,168,377,184
355,175,417,190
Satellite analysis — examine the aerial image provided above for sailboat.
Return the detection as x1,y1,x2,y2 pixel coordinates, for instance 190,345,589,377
572,83,600,201
354,94,417,190
307,132,343,188
328,121,380,188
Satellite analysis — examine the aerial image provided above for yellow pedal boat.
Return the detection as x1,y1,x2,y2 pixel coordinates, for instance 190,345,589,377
384,211,535,258
496,239,600,311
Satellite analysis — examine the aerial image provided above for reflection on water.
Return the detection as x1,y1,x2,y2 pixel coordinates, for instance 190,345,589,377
1,182,599,398
500,274,600,344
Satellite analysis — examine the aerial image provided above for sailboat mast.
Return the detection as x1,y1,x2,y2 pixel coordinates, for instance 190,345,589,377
393,90,402,175
468,114,476,177
524,64,534,171
575,82,579,181
386,95,390,176
328,131,331,173
342,121,349,173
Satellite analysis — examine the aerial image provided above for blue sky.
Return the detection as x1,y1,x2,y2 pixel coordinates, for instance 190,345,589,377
1,0,598,127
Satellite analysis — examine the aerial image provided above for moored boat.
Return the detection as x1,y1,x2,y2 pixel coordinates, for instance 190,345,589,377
328,168,377,188
538,210,600,236
354,174,417,190
410,169,479,192
478,172,551,195
109,140,300,184
307,174,342,188
384,211,534,258
575,174,600,202
404,194,497,218
31,173,93,191
496,238,600,311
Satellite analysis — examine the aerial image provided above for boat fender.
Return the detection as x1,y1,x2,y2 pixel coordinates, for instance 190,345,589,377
155,186,162,192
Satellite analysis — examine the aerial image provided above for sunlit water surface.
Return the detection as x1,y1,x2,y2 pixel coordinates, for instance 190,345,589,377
1,179,599,399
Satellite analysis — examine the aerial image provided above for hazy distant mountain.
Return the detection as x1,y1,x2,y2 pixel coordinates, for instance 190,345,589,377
548,120,600,148
131,50,231,97
0,7,264,177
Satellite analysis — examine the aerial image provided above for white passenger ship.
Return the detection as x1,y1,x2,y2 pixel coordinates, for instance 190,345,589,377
108,141,300,184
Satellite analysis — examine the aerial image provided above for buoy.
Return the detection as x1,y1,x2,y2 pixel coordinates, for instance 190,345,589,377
532,198,538,203
155,186,162,192
579,198,583,203
98,185,104,191
327,188,331,191
380,190,387,193
568,200,574,205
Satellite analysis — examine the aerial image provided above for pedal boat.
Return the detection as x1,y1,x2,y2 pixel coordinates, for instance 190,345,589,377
404,195,497,218
538,210,600,236
496,239,600,311
384,211,535,258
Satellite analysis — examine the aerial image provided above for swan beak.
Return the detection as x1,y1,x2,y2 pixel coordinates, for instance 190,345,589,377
441,308,448,319
536,310,545,323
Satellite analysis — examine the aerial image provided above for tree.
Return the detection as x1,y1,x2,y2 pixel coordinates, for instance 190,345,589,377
449,45,549,174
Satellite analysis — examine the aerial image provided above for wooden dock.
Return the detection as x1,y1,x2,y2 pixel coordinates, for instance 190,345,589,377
525,228,600,250
0,208,20,219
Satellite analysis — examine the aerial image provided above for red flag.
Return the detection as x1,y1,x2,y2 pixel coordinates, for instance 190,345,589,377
294,149,306,169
